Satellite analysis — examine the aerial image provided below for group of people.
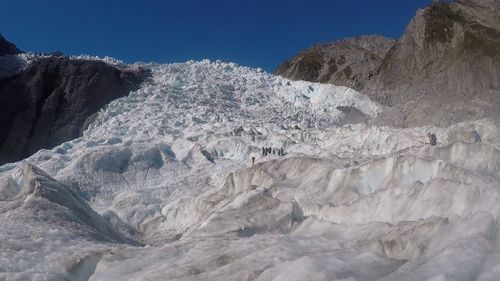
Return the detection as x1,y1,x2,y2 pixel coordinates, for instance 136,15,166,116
250,146,287,167
250,130,483,167
262,147,285,156
426,130,481,146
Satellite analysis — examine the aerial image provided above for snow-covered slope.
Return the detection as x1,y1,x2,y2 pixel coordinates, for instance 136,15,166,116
1,60,500,280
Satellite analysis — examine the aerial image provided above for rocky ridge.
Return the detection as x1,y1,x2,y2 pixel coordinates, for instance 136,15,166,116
275,35,395,91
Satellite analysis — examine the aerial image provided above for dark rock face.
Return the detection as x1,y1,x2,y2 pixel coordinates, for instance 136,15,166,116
0,34,22,55
364,0,500,127
275,35,395,91
0,57,146,164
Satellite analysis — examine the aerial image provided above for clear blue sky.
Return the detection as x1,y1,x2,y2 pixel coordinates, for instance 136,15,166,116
1,0,431,72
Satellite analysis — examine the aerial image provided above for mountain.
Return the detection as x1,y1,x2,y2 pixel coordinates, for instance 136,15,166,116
275,35,395,91
0,33,22,55
0,37,148,165
364,0,500,127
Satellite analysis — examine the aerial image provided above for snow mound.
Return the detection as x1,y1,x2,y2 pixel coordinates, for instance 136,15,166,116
0,162,140,280
0,161,138,244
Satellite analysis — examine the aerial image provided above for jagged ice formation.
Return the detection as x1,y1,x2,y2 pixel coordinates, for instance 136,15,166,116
1,59,500,280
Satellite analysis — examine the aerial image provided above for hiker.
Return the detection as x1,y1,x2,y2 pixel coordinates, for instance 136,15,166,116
280,147,284,156
251,156,256,166
262,147,267,156
472,130,481,143
427,133,437,146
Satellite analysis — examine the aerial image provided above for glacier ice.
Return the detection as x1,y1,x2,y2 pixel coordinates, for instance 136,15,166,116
1,59,500,280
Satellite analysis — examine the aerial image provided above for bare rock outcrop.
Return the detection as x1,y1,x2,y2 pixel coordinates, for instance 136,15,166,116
0,53,148,165
364,0,500,127
275,35,395,91
0,33,21,56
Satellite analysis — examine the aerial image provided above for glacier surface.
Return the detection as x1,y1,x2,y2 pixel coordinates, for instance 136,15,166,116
1,59,500,280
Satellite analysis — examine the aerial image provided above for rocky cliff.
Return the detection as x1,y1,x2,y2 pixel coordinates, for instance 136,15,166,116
0,34,21,56
275,35,395,91
0,37,148,164
364,0,500,127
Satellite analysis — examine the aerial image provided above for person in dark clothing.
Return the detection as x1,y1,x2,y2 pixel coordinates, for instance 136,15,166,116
280,148,284,156
472,130,481,143
262,147,266,156
427,133,437,146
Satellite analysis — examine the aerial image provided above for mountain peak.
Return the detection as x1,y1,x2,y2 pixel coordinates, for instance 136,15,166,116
0,33,22,56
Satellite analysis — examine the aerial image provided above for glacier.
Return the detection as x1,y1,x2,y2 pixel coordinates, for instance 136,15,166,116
1,59,500,281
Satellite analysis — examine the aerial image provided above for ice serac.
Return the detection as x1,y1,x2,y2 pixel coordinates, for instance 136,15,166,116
275,35,395,91
0,55,148,165
364,0,500,127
